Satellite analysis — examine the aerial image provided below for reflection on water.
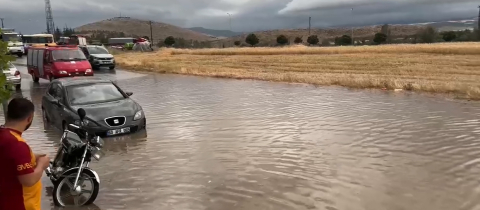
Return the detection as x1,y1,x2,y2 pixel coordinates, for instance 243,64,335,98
3,62,480,210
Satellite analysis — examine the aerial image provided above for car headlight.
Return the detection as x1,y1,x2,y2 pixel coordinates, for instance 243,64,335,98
59,71,67,74
74,119,90,126
133,110,143,121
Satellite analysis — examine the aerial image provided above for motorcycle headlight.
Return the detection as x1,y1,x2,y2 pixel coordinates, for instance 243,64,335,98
133,110,143,121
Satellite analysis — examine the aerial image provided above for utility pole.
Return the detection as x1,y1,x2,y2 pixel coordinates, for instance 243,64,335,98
351,8,354,46
227,13,232,31
149,20,153,43
0,18,4,28
308,17,311,35
478,6,480,31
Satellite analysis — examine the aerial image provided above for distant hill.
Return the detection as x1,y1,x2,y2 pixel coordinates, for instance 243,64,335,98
423,19,477,32
186,27,244,38
75,17,214,42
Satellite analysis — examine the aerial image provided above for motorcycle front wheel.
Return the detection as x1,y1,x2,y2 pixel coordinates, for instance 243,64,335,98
52,169,100,207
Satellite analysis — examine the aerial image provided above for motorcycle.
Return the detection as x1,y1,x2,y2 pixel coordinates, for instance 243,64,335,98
45,108,105,207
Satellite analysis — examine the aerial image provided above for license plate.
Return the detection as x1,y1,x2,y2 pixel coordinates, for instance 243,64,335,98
107,127,130,136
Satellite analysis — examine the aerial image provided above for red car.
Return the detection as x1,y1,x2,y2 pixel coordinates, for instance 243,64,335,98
27,44,93,82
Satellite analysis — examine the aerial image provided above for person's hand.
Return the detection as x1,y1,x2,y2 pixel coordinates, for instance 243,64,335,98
37,155,51,170
35,153,46,160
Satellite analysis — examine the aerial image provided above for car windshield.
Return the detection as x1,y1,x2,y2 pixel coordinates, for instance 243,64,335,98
1,33,20,42
52,49,86,61
67,83,125,105
87,46,109,54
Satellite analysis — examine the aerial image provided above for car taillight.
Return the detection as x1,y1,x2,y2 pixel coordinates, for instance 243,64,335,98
14,71,20,76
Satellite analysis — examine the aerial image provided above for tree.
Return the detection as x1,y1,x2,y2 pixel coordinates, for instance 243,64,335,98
54,27,62,40
164,36,175,46
373,33,388,44
276,35,289,45
294,37,302,44
441,31,457,42
417,26,436,43
245,33,259,46
234,41,241,46
335,35,352,46
307,35,319,45
0,29,14,116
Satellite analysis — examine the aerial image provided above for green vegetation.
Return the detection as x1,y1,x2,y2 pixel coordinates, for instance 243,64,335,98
0,29,14,104
276,35,288,45
307,35,319,45
164,36,175,46
294,37,302,44
374,33,388,44
245,33,259,46
441,31,457,42
335,35,352,46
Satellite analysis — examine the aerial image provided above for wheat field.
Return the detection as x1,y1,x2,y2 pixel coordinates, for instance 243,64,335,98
115,42,480,100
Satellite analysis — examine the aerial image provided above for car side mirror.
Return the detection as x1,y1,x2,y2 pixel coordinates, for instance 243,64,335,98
126,92,133,96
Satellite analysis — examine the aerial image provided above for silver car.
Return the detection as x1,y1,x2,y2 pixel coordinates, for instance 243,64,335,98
3,62,21,90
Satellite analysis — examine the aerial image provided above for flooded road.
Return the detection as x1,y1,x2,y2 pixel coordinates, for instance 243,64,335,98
4,59,480,210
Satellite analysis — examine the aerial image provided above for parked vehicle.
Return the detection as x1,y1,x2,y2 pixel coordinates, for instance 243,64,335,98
57,35,87,46
45,108,103,207
108,37,135,46
27,45,93,82
80,45,115,70
21,34,55,55
1,32,24,57
3,62,21,90
41,77,146,137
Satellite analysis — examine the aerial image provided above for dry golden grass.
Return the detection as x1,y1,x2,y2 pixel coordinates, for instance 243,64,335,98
115,42,480,100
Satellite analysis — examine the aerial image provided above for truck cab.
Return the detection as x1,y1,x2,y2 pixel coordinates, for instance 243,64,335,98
1,32,24,57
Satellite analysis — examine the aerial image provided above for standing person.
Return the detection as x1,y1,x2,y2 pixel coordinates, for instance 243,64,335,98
0,97,51,210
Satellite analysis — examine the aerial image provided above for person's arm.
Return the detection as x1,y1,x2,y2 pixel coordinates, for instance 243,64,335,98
13,143,47,187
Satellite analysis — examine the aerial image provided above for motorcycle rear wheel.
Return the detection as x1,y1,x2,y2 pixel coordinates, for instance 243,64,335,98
52,169,99,207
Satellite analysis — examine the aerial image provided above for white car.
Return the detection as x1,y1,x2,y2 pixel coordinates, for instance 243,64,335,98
7,41,25,58
3,62,21,90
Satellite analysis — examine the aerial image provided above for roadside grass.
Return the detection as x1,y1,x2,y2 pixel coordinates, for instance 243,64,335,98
115,42,480,100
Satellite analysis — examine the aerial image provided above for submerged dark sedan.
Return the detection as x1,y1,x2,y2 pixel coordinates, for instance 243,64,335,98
41,77,146,137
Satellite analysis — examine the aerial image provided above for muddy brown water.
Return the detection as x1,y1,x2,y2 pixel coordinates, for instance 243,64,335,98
3,60,480,210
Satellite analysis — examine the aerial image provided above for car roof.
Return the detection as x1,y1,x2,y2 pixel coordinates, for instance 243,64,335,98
56,77,113,86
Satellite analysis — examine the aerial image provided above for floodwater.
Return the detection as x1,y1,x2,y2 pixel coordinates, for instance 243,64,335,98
3,59,480,210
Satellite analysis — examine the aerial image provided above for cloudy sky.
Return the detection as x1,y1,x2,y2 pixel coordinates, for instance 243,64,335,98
0,0,478,34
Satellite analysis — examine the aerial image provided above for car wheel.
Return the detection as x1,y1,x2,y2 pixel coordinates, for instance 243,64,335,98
15,84,21,90
32,74,39,83
109,66,115,70
17,53,23,58
49,75,54,82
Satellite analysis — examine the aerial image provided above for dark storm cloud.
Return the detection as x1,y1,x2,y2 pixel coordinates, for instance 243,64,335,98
0,0,478,34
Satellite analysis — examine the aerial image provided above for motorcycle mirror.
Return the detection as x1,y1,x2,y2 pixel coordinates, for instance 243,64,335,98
77,108,86,121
